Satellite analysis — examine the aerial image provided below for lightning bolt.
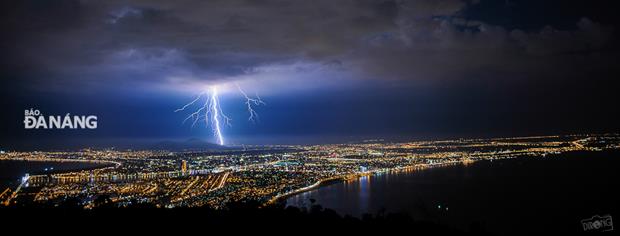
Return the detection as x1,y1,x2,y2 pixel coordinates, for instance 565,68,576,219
210,87,225,145
175,84,263,146
237,83,265,123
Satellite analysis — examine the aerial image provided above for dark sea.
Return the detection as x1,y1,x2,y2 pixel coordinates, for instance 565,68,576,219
287,150,620,235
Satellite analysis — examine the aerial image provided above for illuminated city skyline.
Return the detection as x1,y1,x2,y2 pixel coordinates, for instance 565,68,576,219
1,133,617,208
1,1,619,233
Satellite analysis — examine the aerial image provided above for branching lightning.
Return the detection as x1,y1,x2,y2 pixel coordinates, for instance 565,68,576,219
237,83,266,123
175,84,264,146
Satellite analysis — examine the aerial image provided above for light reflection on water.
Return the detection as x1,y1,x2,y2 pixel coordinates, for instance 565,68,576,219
0,160,111,189
286,152,620,235
357,175,369,214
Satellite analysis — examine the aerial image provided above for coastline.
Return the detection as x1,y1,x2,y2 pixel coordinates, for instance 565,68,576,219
276,150,620,234
275,150,606,206
266,176,347,206
267,159,475,206
0,158,121,183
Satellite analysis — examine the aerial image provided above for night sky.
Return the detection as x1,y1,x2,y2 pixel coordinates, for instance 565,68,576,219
1,0,619,149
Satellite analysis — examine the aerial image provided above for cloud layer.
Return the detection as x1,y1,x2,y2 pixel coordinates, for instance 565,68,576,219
1,0,617,95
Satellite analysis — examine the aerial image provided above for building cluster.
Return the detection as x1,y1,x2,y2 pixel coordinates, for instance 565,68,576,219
1,134,618,208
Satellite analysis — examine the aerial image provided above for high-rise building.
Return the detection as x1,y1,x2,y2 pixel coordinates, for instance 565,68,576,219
181,160,188,174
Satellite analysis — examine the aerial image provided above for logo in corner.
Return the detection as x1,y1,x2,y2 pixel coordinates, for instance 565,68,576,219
582,215,613,232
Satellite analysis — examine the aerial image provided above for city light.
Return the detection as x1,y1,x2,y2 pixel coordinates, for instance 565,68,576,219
1,134,617,209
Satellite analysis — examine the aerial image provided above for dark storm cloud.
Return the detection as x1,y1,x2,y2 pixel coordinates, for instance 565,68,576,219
2,0,616,93
355,16,615,84
1,0,619,148
0,0,394,90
